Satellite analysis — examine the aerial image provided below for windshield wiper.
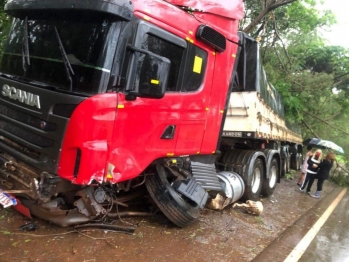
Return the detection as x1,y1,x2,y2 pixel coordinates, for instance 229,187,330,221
54,26,75,92
22,16,30,71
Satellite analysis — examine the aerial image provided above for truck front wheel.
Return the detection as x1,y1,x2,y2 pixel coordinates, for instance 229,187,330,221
243,158,264,201
145,164,200,228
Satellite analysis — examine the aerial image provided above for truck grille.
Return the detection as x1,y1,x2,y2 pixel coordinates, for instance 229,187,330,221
0,119,52,147
0,104,56,131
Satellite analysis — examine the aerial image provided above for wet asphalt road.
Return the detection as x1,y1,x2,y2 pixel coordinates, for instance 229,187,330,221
299,189,349,262
253,187,349,262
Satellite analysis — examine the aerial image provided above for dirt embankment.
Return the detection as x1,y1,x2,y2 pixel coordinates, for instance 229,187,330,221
0,172,339,262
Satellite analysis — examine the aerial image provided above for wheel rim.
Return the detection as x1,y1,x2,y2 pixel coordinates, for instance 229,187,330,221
252,167,261,193
269,165,277,188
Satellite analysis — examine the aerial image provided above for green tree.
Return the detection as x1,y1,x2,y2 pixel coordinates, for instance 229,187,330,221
0,0,11,50
243,0,349,154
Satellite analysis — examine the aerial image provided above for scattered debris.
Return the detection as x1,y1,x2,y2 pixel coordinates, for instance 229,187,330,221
233,200,264,216
19,222,38,232
205,193,234,210
74,223,135,235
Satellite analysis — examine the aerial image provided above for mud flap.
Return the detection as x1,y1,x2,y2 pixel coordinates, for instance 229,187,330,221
172,179,208,208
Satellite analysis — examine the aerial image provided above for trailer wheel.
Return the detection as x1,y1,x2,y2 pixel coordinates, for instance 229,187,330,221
296,153,301,170
281,159,287,177
243,158,264,201
298,153,303,170
261,158,278,196
145,165,200,228
286,154,291,174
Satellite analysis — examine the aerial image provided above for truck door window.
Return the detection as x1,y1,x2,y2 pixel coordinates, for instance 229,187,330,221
182,45,207,92
140,33,184,92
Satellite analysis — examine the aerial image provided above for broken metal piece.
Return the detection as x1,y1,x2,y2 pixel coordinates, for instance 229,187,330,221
74,223,135,235
0,189,32,194
19,222,38,231
75,187,106,216
107,211,153,218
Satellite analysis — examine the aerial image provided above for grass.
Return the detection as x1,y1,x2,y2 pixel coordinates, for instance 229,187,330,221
285,170,296,180
255,216,263,223
330,172,349,187
329,161,349,187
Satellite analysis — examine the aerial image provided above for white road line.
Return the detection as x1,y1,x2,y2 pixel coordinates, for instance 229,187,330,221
284,188,347,262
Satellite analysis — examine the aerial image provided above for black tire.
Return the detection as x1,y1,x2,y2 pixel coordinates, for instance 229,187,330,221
297,153,303,170
243,158,264,201
281,159,287,177
295,153,300,170
280,159,287,177
261,158,278,196
145,165,200,228
286,154,291,174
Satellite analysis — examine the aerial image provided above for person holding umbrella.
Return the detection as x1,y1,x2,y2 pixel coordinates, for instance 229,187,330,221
298,149,322,193
306,152,336,199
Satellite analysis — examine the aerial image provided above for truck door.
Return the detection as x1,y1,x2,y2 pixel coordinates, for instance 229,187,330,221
107,21,188,182
174,45,210,154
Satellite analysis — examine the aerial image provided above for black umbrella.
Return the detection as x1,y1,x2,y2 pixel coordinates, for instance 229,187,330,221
303,138,323,148
303,138,344,154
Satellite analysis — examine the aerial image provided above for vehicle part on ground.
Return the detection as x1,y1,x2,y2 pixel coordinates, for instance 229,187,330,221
206,171,245,210
20,199,93,227
74,223,135,235
217,171,245,204
220,149,266,201
106,211,153,218
19,222,38,231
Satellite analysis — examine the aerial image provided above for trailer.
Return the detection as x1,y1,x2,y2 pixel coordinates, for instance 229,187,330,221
0,0,301,228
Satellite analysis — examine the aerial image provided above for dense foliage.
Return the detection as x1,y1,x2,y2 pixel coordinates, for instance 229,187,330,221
0,0,10,50
242,0,349,160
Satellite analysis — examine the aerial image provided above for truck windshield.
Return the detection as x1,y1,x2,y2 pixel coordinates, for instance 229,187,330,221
0,16,120,94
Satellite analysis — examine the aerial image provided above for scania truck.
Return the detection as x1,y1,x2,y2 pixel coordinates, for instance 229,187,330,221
0,0,302,227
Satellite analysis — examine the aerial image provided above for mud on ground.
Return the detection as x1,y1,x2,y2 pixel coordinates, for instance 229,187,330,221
0,172,339,262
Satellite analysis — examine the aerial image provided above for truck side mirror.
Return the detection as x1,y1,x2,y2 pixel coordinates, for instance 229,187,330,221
126,45,170,100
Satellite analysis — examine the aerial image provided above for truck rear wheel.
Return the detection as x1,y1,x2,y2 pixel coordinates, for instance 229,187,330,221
286,154,291,174
243,158,264,201
281,159,287,177
298,153,303,170
261,158,278,196
145,165,200,228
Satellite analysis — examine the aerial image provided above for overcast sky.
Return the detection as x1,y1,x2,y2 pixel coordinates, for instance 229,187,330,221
318,0,349,48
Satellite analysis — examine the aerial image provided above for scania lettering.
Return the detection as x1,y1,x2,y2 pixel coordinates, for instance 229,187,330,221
0,0,302,228
2,85,41,109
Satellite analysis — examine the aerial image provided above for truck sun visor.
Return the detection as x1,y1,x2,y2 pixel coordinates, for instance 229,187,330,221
5,0,134,21
196,25,226,52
